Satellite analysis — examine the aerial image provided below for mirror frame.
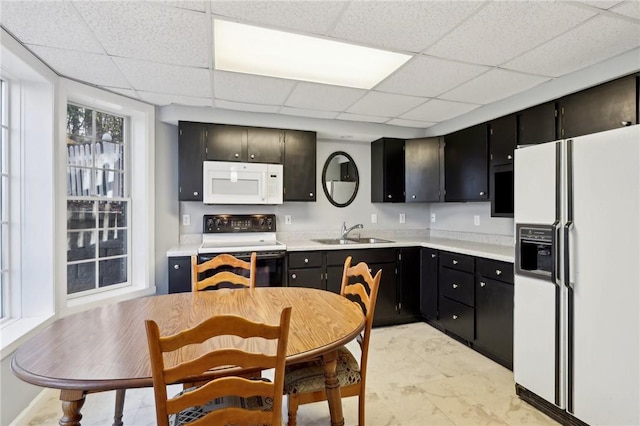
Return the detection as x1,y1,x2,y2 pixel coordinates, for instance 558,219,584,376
321,151,359,208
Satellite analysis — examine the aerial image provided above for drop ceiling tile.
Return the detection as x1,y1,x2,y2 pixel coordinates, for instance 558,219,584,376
28,45,130,88
376,56,490,98
386,118,436,129
336,113,388,124
0,1,103,53
425,2,596,66
113,57,211,97
215,100,280,114
346,91,426,118
612,1,640,19
210,1,348,35
503,15,640,77
139,91,212,107
401,99,479,122
440,69,550,105
214,71,296,105
280,107,338,120
285,82,366,112
159,1,207,12
331,1,483,52
73,1,209,67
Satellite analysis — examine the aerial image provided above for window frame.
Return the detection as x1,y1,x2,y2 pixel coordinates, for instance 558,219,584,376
1,79,8,320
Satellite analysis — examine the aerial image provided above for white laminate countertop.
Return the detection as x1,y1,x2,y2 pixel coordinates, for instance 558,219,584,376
167,236,514,263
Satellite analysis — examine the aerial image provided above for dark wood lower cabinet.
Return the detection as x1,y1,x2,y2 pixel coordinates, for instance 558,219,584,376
475,276,514,368
420,248,439,320
439,296,474,341
168,256,191,293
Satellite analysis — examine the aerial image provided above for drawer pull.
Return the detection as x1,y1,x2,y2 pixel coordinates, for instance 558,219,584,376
309,192,314,197
452,260,458,265
431,253,436,258
480,281,486,287
452,283,458,289
291,273,297,279
234,153,240,158
495,269,502,276
452,315,458,320
193,191,199,196
304,258,309,264
174,264,180,270
480,191,485,196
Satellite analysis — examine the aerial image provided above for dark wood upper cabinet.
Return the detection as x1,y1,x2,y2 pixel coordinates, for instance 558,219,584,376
405,137,443,202
560,75,637,139
205,123,247,161
246,127,283,163
489,115,517,166
444,123,489,202
371,137,405,203
517,101,557,145
283,130,316,201
178,121,205,201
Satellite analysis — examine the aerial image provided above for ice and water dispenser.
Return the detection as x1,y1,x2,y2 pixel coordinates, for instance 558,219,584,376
515,224,555,281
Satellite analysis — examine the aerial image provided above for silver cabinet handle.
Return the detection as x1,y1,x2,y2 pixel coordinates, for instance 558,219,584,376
452,283,458,289
291,273,297,279
193,191,198,196
507,154,513,160
480,191,485,196
480,281,486,287
452,315,458,320
174,264,179,270
496,269,502,275
304,258,309,264
250,154,255,159
309,192,314,197
387,194,392,199
621,121,632,126
431,254,436,258
412,195,416,199
234,153,240,158
452,260,458,265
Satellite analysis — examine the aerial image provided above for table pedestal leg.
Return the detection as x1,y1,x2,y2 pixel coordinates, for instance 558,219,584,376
322,350,344,426
112,389,126,426
59,389,86,426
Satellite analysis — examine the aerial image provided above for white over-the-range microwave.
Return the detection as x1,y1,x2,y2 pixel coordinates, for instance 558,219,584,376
203,161,283,205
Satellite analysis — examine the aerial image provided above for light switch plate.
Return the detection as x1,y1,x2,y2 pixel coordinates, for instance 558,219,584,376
399,213,406,224
371,213,377,223
431,213,436,223
474,215,480,226
182,214,190,226
285,215,292,225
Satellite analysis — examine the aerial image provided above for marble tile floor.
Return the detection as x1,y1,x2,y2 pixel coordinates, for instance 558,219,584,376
12,322,558,426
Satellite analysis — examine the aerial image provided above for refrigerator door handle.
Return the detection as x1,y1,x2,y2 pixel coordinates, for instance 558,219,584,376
565,139,574,289
564,221,573,289
552,220,560,286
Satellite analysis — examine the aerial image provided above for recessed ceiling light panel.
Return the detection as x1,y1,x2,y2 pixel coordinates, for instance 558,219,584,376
214,19,411,89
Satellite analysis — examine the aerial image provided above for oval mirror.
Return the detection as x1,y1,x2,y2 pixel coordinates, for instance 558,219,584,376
322,151,359,207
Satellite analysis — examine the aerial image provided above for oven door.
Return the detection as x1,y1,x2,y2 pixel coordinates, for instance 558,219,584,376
197,251,285,288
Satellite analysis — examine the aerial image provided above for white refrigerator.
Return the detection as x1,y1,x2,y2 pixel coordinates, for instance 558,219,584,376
513,125,640,425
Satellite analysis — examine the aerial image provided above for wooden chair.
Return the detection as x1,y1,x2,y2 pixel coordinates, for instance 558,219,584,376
191,252,257,291
145,306,292,426
284,256,381,426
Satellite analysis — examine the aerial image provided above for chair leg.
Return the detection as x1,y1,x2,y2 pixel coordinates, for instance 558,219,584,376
112,389,126,426
358,389,365,426
287,393,299,426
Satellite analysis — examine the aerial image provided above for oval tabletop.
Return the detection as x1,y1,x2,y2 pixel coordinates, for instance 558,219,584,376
12,287,365,392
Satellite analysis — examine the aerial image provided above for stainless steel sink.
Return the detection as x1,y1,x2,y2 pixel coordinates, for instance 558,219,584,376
312,237,394,245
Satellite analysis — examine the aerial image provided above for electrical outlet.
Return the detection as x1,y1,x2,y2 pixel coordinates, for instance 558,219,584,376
182,214,190,226
371,213,377,224
285,215,292,225
431,213,436,223
399,213,406,224
474,215,480,226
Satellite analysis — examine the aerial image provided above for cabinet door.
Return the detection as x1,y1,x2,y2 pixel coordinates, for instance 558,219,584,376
560,75,637,138
178,122,205,201
205,124,247,161
247,127,283,163
439,296,474,341
444,124,489,202
283,130,316,201
168,256,192,293
489,115,516,166
420,248,439,319
371,138,405,202
475,276,514,368
405,137,443,202
518,101,557,145
288,267,324,289
326,265,343,294
399,248,420,318
372,262,398,327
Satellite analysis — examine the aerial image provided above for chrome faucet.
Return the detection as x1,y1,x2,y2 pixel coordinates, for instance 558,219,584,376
341,222,364,239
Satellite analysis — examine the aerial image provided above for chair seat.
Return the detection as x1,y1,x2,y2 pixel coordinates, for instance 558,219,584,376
284,346,361,395
169,388,273,426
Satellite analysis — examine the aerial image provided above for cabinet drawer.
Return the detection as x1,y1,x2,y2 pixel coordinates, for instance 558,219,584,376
440,251,474,273
288,252,323,269
325,248,396,266
439,296,474,341
288,268,324,289
439,267,474,306
476,258,514,284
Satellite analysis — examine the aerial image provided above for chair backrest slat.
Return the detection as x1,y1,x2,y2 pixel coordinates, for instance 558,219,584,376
191,253,257,291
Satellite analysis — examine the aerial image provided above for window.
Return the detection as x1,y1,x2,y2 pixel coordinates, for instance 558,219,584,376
66,104,130,296
1,80,7,319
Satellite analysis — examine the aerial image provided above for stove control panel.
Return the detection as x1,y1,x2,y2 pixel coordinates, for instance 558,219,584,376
203,214,276,233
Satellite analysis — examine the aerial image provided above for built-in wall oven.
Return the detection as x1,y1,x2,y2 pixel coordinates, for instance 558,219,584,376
197,214,286,287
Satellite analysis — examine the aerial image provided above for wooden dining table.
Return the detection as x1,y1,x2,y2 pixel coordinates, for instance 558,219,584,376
11,287,365,426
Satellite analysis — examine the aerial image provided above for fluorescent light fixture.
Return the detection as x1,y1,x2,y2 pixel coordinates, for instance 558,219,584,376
214,19,411,90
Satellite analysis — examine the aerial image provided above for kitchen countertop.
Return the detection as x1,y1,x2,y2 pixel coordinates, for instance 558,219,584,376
167,234,514,263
